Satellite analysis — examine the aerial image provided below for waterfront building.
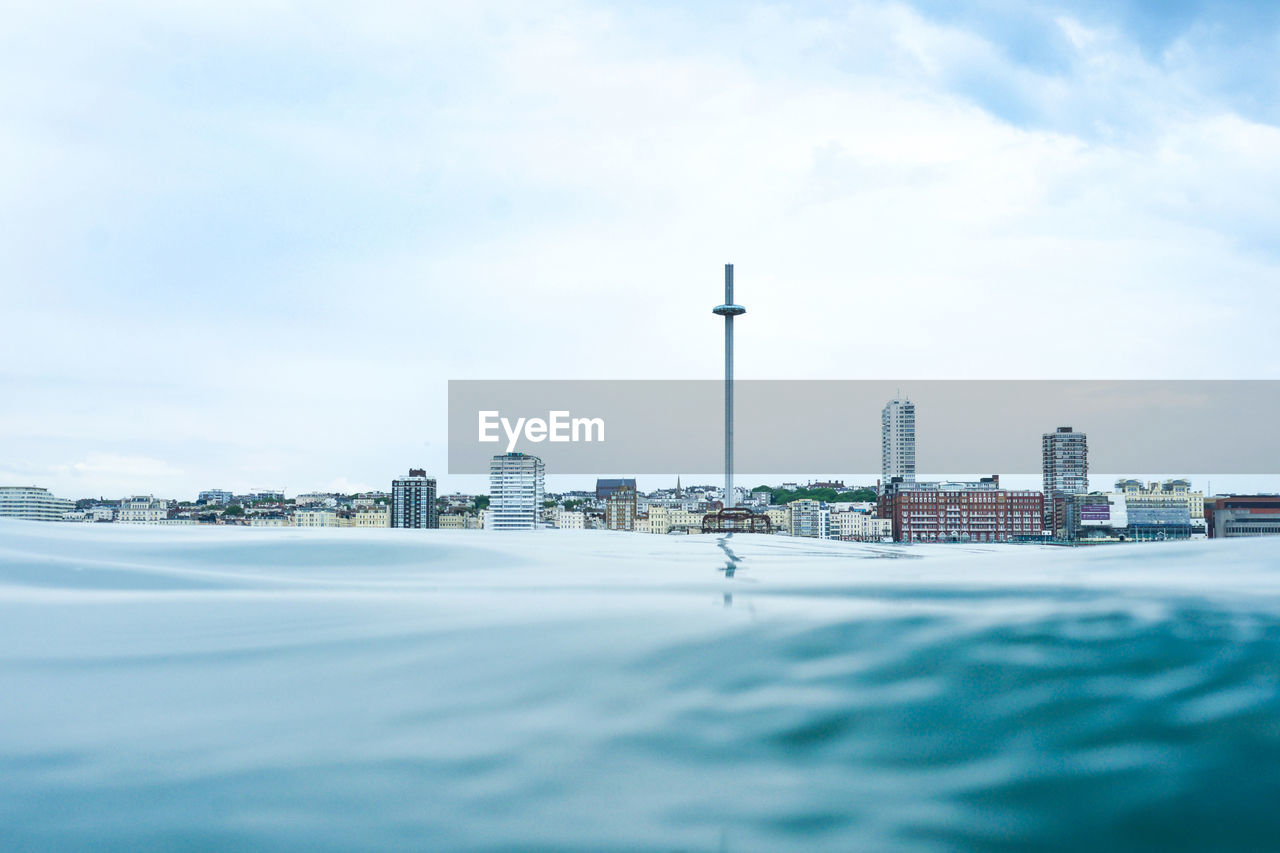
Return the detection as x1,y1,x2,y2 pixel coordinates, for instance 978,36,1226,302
118,496,169,525
556,509,586,530
1042,427,1088,533
351,504,390,527
1059,480,1197,542
605,485,638,531
294,507,339,527
1118,479,1203,521
881,396,916,491
391,469,438,529
831,510,892,542
197,489,233,505
764,507,789,531
647,504,669,534
1205,495,1280,538
248,514,290,527
646,505,705,534
880,477,1044,543
0,486,75,522
788,499,830,539
437,513,467,530
489,453,545,530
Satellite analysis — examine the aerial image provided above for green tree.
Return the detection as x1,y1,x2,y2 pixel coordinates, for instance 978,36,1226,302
224,504,245,517
766,486,878,505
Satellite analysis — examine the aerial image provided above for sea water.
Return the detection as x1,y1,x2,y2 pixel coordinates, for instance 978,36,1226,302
2,519,1279,851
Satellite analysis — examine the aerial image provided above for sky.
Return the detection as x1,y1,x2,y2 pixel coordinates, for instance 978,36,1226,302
2,0,1279,500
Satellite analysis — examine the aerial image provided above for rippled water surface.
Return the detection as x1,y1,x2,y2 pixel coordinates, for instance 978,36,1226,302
3,520,1280,851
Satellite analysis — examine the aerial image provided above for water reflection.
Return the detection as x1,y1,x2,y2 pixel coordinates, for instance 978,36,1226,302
716,533,742,579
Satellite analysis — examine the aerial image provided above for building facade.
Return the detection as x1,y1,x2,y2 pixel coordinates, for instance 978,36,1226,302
1059,480,1198,542
788,499,830,539
881,396,916,491
880,477,1044,543
605,485,638,531
351,504,391,528
596,478,637,502
294,507,339,527
1042,426,1088,533
646,505,705,534
437,513,467,530
831,510,892,542
118,496,169,525
0,486,75,521
392,469,438,529
197,489,233,505
556,509,586,529
1205,496,1280,538
489,453,545,530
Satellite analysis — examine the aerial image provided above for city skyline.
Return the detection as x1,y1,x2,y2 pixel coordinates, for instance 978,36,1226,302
5,1,1280,499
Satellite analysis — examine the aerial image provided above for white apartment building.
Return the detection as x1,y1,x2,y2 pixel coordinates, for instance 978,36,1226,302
0,486,76,522
881,396,916,490
438,513,468,530
488,453,545,530
294,507,339,527
646,505,706,534
118,496,169,525
350,505,391,528
788,499,830,538
556,509,586,529
831,510,892,542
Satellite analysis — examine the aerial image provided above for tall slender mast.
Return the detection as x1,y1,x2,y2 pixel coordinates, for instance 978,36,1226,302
713,263,745,509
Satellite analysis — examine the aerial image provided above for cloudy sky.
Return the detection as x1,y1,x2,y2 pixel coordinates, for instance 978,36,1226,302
3,0,1279,499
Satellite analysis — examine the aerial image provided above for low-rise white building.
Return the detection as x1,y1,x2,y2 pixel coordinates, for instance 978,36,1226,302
831,510,892,542
294,507,339,527
118,496,169,525
556,510,586,529
351,505,390,527
438,513,468,530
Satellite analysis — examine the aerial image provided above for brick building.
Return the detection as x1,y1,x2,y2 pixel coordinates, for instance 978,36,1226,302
879,476,1044,543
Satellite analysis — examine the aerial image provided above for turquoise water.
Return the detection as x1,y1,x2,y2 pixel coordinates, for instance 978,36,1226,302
2,521,1280,851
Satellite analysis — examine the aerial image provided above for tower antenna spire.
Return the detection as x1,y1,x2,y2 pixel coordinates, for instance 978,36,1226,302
712,264,745,509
